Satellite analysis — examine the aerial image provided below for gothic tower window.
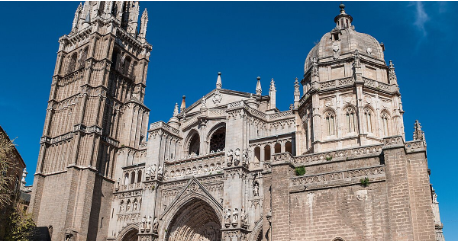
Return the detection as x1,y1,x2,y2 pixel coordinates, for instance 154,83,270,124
285,141,293,154
137,170,142,183
124,56,131,76
264,145,271,161
325,110,336,136
188,132,200,156
79,47,88,69
130,171,135,184
364,108,373,133
254,147,260,162
209,126,226,153
67,53,77,74
274,143,281,154
345,107,356,133
111,49,119,69
124,173,129,185
381,112,390,137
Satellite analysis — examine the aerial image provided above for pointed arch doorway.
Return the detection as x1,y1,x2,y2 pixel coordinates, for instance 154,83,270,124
166,198,222,241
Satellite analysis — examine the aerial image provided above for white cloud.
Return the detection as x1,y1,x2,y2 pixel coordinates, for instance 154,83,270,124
413,2,429,37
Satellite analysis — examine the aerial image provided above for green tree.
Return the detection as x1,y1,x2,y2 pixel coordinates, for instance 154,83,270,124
4,204,37,241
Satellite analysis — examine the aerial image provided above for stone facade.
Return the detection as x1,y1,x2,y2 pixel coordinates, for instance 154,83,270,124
29,2,444,241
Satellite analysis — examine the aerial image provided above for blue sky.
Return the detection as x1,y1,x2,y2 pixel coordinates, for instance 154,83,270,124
0,1,456,240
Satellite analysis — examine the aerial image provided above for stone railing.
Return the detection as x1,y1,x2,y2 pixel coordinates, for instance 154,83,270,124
208,108,226,117
58,69,84,86
363,77,394,92
319,77,354,91
290,165,385,187
293,144,383,166
118,182,143,192
273,152,294,163
164,152,225,180
227,100,245,109
267,110,293,120
245,106,267,119
149,121,180,135
405,140,426,153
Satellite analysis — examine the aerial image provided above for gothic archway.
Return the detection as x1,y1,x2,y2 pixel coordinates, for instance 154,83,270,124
117,224,139,241
166,198,222,241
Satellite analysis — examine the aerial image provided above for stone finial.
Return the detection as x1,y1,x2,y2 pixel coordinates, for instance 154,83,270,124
269,79,276,109
139,9,148,39
334,3,353,29
84,12,90,23
294,77,300,109
339,3,346,14
180,95,186,113
216,72,222,89
256,76,262,96
389,60,398,85
413,120,425,141
201,96,206,108
173,103,179,117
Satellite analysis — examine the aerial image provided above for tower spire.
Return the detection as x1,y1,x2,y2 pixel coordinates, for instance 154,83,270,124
269,78,276,110
256,76,262,96
413,120,425,141
389,60,398,85
173,103,179,117
216,72,222,89
139,8,148,41
294,77,300,109
72,3,82,31
180,95,186,113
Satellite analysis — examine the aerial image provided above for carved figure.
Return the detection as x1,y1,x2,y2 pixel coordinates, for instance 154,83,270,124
147,216,152,231
227,149,233,167
152,217,159,233
115,178,120,191
126,200,131,211
232,208,239,224
146,166,151,177
120,200,125,212
234,148,241,166
253,182,260,197
241,210,248,226
242,149,249,166
140,216,146,231
133,200,138,211
225,208,231,225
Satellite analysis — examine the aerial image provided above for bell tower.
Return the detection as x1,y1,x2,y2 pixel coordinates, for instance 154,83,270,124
29,1,152,240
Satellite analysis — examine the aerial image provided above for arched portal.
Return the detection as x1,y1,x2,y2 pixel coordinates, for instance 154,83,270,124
209,126,226,153
121,228,138,241
166,198,221,241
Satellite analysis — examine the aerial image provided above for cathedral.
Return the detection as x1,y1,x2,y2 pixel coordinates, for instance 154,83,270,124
29,1,445,241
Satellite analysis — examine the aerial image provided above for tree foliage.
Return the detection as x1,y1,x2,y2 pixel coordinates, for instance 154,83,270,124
0,131,19,208
4,204,37,241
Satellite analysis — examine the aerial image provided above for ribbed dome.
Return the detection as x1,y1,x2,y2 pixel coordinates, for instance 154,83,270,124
304,5,385,74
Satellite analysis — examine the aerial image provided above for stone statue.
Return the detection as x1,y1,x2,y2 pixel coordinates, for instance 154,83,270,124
242,149,249,166
126,200,131,211
152,217,159,233
158,166,163,175
115,178,120,191
241,210,248,226
227,149,233,167
120,201,125,212
151,165,156,177
140,216,146,231
234,148,241,166
146,166,151,177
225,208,231,225
232,208,238,224
147,216,152,231
133,200,138,211
253,182,259,197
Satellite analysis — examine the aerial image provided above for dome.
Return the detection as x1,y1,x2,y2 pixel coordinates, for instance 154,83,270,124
304,5,385,74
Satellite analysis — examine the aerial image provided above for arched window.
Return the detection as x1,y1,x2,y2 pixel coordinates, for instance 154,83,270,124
274,143,281,154
79,47,88,69
381,112,390,137
124,173,129,185
264,145,271,161
130,171,135,184
111,50,119,69
137,170,142,183
254,147,260,163
333,237,344,241
188,132,200,156
325,111,336,136
285,141,293,154
209,126,226,153
124,57,131,75
98,1,105,15
364,108,373,133
67,53,77,73
345,107,356,133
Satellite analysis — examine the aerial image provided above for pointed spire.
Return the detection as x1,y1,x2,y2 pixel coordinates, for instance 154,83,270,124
269,78,276,110
256,76,262,96
139,8,148,39
216,72,222,89
389,60,398,85
180,95,186,113
294,77,300,109
72,3,82,30
413,120,425,141
173,103,179,117
84,12,90,23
